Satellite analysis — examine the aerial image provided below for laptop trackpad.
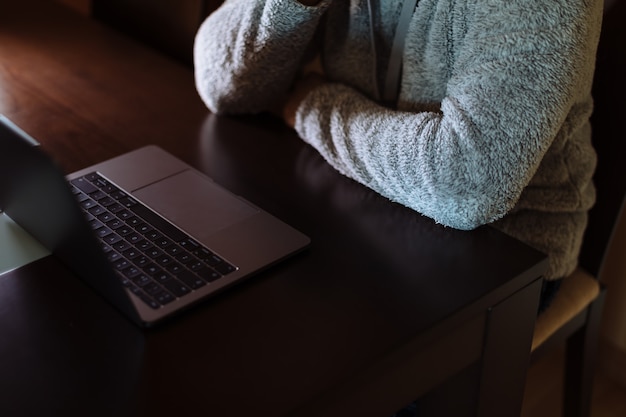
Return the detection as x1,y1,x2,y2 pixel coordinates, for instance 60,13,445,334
132,170,258,237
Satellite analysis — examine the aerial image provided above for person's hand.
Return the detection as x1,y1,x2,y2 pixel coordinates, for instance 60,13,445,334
282,73,326,129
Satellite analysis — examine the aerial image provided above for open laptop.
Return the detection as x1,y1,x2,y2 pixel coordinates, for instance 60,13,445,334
0,115,310,327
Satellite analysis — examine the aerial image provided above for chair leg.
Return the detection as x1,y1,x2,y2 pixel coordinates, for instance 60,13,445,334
563,287,606,417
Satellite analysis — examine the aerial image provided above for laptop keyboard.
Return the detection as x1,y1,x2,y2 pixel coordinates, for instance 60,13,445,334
69,172,237,310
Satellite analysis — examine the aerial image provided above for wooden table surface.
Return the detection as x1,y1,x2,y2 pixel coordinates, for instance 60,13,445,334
0,2,548,416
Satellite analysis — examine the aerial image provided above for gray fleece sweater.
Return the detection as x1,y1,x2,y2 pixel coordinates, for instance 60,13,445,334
194,0,603,280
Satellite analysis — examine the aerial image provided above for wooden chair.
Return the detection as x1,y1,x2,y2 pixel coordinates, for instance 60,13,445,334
528,0,626,416
91,0,224,66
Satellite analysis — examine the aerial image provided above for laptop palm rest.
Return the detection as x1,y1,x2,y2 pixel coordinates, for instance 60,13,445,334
132,169,258,240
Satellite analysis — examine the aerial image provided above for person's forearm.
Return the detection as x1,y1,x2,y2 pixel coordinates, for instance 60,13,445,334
194,0,328,114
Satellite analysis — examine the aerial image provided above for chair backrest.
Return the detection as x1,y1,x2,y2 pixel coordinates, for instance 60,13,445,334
91,0,224,66
578,0,626,278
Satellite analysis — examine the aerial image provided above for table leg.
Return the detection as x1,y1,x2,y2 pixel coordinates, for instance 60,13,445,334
477,279,543,417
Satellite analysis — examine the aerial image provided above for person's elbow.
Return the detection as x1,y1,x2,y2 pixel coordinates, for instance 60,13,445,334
409,188,514,231
194,73,231,114
193,61,277,115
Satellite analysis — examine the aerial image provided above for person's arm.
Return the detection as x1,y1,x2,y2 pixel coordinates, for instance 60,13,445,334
193,0,330,114
287,0,602,230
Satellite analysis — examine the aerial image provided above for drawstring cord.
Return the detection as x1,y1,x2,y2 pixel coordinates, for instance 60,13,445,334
366,0,419,106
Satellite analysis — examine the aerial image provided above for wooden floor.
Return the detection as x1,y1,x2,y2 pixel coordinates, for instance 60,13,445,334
521,346,626,417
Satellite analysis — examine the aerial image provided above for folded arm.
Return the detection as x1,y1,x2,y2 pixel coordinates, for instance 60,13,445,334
291,0,601,230
193,0,330,114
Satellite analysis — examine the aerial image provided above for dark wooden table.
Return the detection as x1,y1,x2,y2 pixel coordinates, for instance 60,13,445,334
0,2,548,416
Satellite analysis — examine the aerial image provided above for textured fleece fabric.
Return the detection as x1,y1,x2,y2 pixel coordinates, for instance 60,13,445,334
194,0,603,280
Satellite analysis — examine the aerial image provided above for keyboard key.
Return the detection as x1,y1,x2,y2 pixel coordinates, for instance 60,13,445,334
166,245,184,256
89,219,104,230
117,210,133,220
112,239,131,252
84,172,101,182
108,203,125,214
176,270,207,290
175,252,193,264
214,261,236,275
138,294,160,309
155,237,173,249
153,270,173,283
155,255,174,267
178,238,200,250
144,263,161,276
113,259,131,271
99,196,116,207
135,223,151,234
80,199,98,210
119,197,137,208
196,267,222,283
136,239,151,251
143,282,162,296
122,248,141,260
126,216,142,227
96,226,113,237
106,218,124,229
189,260,205,271
145,247,162,259
192,247,213,261
75,193,89,203
145,230,162,241
162,279,191,297
88,205,107,216
154,291,175,305
131,274,152,287
97,212,115,223
110,190,126,200
122,266,142,278
107,251,122,263
90,190,107,201
116,226,134,237
134,256,150,267
102,233,122,245
71,177,98,194
126,233,143,245
166,263,185,275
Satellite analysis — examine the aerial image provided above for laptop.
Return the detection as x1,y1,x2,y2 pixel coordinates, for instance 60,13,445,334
0,115,310,327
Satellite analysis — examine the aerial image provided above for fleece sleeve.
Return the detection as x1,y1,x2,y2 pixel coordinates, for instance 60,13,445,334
294,0,602,230
193,0,331,114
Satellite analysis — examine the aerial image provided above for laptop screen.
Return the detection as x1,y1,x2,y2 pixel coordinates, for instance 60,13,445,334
0,116,139,322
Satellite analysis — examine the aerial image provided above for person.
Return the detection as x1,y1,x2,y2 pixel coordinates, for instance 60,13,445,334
193,0,603,316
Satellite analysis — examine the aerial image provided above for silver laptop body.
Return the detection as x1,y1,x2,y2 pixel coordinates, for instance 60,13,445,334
0,115,310,327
